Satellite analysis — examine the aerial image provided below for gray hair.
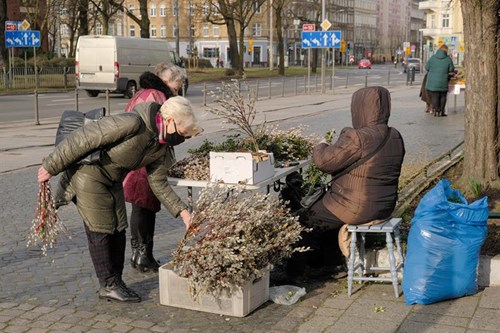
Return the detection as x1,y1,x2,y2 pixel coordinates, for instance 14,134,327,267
154,63,187,85
159,96,201,137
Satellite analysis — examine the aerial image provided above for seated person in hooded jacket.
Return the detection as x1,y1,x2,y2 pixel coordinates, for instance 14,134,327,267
287,86,405,279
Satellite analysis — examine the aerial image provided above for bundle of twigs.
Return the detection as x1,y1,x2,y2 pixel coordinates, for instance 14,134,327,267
27,182,72,256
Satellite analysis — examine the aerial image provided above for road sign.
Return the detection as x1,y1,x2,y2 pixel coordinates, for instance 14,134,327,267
5,30,41,48
20,19,30,31
5,21,20,31
320,19,331,31
302,24,315,32
302,31,342,49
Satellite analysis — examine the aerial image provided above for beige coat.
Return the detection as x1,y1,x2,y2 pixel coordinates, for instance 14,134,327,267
43,102,187,234
313,86,405,225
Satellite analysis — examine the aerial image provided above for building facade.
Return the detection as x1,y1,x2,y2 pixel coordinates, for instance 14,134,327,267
419,0,464,65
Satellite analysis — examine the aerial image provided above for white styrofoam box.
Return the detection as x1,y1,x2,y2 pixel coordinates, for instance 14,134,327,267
159,263,270,317
209,151,275,185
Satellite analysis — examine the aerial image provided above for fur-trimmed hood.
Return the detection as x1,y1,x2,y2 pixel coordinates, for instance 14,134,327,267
139,71,175,99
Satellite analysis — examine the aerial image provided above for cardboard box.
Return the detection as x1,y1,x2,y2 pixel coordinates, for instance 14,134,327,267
159,264,270,317
209,151,275,185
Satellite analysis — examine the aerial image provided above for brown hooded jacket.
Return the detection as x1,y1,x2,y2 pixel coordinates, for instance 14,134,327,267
313,86,405,225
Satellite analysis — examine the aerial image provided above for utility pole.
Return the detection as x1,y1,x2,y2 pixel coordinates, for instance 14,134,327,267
175,0,179,55
320,0,326,93
269,0,273,70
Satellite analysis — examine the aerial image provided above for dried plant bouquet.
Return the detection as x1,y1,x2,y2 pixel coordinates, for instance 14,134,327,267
171,184,305,300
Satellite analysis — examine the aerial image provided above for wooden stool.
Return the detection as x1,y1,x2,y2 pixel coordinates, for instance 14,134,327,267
347,218,404,297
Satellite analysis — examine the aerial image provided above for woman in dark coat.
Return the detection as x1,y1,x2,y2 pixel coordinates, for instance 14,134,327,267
123,63,187,273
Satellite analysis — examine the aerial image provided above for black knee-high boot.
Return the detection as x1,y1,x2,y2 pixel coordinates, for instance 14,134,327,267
130,205,159,272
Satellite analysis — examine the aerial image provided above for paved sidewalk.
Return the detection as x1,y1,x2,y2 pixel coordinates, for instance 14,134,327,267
1,85,499,333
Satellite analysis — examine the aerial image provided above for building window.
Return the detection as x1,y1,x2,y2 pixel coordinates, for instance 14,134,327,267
213,25,219,37
128,3,134,14
173,3,178,16
160,4,166,17
202,4,209,15
430,14,435,28
203,47,218,58
130,25,135,37
160,25,166,37
189,3,195,15
61,24,69,37
202,24,209,37
96,22,102,35
150,4,157,17
442,13,450,28
252,23,261,36
253,1,261,13
173,25,177,37
151,25,157,37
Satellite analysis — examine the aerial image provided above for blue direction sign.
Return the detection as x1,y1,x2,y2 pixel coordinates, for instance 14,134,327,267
5,30,41,48
302,31,342,49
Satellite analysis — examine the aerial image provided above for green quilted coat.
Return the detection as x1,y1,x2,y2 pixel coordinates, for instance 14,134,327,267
43,102,187,234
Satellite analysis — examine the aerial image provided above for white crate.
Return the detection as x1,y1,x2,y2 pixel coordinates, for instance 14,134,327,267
159,264,270,317
209,151,275,185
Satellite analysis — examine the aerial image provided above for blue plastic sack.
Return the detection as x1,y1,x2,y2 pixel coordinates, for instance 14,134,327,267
402,179,488,305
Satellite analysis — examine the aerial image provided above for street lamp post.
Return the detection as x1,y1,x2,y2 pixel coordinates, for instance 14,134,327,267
320,0,326,93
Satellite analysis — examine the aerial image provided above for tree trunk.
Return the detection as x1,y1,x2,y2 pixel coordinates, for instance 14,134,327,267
460,0,500,187
138,0,150,38
276,11,285,75
0,0,7,67
78,0,89,36
226,20,240,72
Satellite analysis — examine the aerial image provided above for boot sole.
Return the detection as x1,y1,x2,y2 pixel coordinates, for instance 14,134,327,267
98,295,142,303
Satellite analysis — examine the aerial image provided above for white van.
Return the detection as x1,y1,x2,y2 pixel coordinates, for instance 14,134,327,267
75,35,187,98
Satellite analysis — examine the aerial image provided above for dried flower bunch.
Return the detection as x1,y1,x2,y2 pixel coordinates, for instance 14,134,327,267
207,79,265,156
171,184,305,300
167,126,319,180
27,182,72,256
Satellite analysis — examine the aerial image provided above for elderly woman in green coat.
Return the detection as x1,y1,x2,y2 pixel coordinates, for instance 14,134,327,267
425,44,455,117
38,96,201,303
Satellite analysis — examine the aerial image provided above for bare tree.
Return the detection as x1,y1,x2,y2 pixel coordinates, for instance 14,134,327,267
88,0,123,35
63,0,81,57
203,0,266,74
0,0,7,66
272,0,287,75
78,0,89,36
460,0,500,189
109,0,150,38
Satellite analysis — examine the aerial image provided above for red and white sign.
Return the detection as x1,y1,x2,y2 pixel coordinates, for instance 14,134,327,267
5,21,19,31
302,24,315,32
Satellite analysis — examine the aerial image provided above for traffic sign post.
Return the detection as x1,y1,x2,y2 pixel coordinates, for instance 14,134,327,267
5,30,41,48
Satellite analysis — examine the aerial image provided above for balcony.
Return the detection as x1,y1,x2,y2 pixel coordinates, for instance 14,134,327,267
420,27,441,37
419,1,439,12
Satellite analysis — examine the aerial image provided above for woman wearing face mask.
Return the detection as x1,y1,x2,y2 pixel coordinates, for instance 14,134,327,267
123,63,187,273
37,96,201,303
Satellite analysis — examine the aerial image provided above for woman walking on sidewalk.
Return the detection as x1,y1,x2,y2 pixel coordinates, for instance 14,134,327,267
123,63,187,273
38,96,201,303
425,44,454,117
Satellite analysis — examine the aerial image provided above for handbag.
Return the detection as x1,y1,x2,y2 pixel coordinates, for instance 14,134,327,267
298,128,393,209
55,108,105,164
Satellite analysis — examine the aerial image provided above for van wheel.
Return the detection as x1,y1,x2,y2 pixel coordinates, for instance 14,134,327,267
86,90,99,97
124,82,137,99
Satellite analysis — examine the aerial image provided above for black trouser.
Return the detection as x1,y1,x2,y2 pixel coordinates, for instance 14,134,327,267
428,90,448,114
287,200,345,277
129,204,156,246
84,223,126,286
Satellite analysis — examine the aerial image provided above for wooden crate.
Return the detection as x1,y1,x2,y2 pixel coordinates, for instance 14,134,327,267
159,263,270,317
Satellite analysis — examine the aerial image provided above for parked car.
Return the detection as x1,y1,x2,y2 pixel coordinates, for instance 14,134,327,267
358,58,372,69
404,58,421,73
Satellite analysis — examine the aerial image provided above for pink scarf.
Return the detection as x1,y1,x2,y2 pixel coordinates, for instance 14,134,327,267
155,113,166,144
